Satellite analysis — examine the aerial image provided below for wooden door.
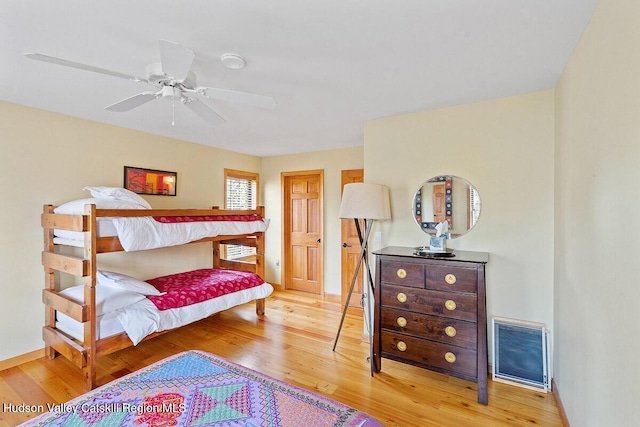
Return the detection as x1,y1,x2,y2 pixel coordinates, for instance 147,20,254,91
283,171,324,294
432,184,446,222
341,169,364,307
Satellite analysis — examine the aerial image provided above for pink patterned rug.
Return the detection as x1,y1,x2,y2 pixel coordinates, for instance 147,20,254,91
19,350,383,427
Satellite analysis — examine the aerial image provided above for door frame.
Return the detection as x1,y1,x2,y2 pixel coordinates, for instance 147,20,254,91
341,169,364,307
281,169,324,294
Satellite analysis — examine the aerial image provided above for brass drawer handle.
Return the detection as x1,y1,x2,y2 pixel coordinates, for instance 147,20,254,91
396,317,407,327
445,273,457,285
444,300,457,311
445,326,457,337
397,341,407,352
397,293,407,303
397,268,407,279
445,352,456,363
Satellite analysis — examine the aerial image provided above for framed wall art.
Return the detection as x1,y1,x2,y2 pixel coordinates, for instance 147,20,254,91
124,166,177,196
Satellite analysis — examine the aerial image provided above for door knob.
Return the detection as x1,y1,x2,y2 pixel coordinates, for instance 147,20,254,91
342,243,351,248
317,238,322,243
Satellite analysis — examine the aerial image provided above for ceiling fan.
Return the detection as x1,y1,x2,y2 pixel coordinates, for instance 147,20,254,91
24,40,277,125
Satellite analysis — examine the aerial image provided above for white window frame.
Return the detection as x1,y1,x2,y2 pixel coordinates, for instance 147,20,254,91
224,169,259,260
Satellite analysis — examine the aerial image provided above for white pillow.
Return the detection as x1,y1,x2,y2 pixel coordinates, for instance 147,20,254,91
83,186,152,209
97,270,164,296
54,198,150,215
59,285,145,316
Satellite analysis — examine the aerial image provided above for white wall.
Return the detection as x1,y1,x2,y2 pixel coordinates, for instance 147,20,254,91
261,147,364,295
0,101,261,361
364,90,556,356
554,0,640,425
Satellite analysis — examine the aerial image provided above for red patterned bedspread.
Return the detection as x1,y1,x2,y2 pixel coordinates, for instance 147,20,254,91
146,268,264,311
153,214,263,223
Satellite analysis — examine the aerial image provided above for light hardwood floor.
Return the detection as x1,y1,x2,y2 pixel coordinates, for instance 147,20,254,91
0,290,563,426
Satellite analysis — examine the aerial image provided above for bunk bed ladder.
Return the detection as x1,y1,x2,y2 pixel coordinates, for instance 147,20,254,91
41,204,98,390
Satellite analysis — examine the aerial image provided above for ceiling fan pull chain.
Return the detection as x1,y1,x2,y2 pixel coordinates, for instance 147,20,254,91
171,95,175,126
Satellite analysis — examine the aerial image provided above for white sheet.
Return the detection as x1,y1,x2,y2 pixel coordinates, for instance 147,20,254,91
111,217,269,251
54,217,269,252
55,282,274,345
54,218,117,241
119,281,273,344
56,310,125,340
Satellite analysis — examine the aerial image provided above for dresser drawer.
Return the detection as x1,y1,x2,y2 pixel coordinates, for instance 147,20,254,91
380,259,424,288
380,307,477,348
381,331,477,378
381,284,477,322
426,264,478,293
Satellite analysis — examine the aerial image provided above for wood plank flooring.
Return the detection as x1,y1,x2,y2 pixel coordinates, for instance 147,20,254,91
0,290,563,426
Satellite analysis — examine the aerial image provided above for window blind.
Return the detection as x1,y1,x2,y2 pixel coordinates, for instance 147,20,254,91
225,171,258,260
470,187,481,227
226,176,257,210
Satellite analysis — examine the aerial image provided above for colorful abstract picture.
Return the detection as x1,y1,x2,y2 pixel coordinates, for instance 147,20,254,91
124,166,177,196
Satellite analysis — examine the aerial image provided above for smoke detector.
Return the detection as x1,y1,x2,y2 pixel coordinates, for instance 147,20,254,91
221,53,246,70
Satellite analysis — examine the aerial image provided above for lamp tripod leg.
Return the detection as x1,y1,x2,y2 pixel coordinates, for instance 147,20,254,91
357,220,377,375
332,220,372,351
356,219,377,376
357,220,375,296
365,278,375,376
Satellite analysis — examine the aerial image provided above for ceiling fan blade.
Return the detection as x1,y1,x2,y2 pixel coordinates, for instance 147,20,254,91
199,87,277,109
105,91,159,112
159,40,195,81
24,53,148,83
182,97,225,125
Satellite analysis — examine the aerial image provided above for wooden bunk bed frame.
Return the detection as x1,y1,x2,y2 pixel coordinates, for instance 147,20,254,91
41,204,267,390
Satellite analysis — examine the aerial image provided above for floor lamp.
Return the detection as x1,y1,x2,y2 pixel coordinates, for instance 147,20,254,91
333,183,391,375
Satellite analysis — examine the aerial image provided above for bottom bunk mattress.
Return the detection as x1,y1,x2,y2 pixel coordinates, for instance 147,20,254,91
18,350,384,427
56,269,274,345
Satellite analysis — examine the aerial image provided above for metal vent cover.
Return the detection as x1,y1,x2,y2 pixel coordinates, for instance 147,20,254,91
492,316,551,392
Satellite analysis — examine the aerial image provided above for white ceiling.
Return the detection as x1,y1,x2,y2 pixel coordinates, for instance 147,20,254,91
1,0,598,157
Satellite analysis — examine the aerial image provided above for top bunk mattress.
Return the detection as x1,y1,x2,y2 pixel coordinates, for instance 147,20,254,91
54,214,269,251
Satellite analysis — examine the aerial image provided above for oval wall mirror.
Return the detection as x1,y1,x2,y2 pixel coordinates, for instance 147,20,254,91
412,175,481,238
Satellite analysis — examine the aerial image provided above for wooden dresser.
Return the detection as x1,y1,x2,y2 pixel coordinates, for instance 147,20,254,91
372,246,489,404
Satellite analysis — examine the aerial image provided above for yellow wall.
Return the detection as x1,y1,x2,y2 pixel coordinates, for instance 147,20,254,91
554,0,640,425
364,90,556,356
261,147,364,295
0,100,363,361
0,101,261,361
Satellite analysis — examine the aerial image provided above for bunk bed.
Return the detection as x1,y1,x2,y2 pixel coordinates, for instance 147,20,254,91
41,200,271,391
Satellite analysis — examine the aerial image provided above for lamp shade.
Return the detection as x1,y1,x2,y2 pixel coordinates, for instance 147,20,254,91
339,183,391,220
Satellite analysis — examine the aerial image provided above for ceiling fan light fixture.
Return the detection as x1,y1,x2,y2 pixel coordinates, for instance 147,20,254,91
221,53,246,70
161,85,181,99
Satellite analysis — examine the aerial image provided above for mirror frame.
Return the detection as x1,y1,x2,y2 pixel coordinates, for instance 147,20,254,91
412,175,481,239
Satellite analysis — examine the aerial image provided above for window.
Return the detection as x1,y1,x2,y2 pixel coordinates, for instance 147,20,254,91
225,169,258,210
469,186,481,228
224,169,259,260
